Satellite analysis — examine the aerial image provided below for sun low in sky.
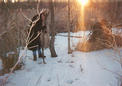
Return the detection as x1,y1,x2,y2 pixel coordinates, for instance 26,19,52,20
78,0,89,6
77,0,89,30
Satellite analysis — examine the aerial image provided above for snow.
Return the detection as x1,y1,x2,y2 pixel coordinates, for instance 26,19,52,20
6,51,16,57
112,28,122,36
1,31,122,86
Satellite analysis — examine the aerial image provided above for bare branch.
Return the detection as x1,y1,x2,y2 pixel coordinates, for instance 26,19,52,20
37,0,40,16
20,9,32,22
40,9,47,15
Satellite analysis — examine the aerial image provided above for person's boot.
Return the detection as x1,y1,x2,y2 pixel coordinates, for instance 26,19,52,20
42,58,46,64
39,54,46,58
33,55,37,61
38,49,46,58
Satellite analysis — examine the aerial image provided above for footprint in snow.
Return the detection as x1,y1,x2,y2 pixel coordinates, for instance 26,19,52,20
57,60,62,63
69,64,74,68
66,60,74,63
70,61,74,63
66,80,74,84
75,78,79,81
47,78,51,82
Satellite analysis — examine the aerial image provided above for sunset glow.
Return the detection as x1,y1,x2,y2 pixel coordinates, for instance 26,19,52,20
78,0,89,6
78,0,88,30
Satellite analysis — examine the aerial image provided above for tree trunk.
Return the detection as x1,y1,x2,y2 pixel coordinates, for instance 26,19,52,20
67,0,72,54
49,0,57,57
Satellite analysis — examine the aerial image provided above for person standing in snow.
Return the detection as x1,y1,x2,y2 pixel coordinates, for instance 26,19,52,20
27,9,49,64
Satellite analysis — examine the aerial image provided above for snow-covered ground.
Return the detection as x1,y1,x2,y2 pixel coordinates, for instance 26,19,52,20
1,31,122,86
112,28,122,36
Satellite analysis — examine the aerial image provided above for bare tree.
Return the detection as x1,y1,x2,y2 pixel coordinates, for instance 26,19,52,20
67,0,72,54
49,0,57,57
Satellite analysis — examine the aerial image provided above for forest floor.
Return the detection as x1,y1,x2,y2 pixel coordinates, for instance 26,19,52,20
1,31,122,86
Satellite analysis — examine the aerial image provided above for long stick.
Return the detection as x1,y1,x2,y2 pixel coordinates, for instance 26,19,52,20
57,34,83,38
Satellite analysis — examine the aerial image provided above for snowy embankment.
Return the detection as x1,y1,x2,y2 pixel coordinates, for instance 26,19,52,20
1,31,122,86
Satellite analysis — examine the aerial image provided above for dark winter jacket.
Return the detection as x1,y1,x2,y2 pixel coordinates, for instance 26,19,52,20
27,14,47,51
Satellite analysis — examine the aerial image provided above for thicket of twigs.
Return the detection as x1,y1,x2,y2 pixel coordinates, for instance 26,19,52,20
0,9,26,75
